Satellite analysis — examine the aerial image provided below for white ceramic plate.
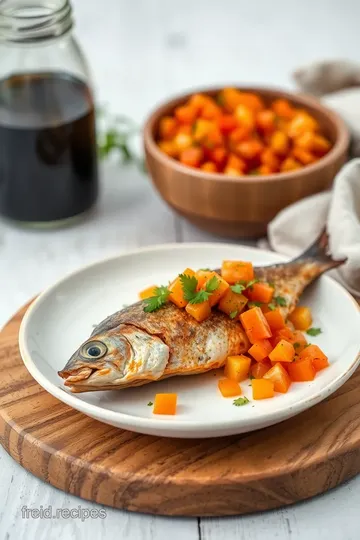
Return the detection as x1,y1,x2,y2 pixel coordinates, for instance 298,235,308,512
19,243,360,438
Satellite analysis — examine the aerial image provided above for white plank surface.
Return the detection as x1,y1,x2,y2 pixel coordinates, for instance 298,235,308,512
1,0,360,538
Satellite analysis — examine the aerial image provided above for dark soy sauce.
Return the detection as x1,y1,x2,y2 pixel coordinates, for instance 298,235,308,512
0,72,98,224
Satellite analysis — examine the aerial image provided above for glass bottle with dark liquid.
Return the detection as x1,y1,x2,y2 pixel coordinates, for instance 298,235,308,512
0,1,98,227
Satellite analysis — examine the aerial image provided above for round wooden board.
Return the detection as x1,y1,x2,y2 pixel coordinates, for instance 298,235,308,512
1,302,360,517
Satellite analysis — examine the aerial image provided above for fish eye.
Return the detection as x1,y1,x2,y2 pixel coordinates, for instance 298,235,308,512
80,341,107,359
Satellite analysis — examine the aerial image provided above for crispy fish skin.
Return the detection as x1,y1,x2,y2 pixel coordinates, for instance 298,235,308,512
58,305,249,393
59,230,345,393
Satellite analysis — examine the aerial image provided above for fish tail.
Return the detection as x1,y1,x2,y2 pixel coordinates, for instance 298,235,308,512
292,228,346,270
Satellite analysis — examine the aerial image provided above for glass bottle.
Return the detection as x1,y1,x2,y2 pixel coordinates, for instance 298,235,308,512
0,0,98,227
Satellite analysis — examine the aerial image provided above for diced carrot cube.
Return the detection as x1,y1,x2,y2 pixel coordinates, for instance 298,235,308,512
158,140,179,158
218,378,242,397
300,345,329,372
234,105,255,130
179,147,204,168
288,112,318,138
189,93,211,113
263,363,291,393
227,154,247,172
209,147,228,167
269,339,295,363
201,101,222,120
280,157,302,172
193,119,214,142
224,355,252,382
251,360,272,379
287,357,316,382
153,393,177,415
236,139,263,161
256,110,277,134
158,116,178,140
174,105,197,124
218,289,248,317
247,282,274,304
248,339,273,362
252,379,275,399
139,285,157,300
270,131,289,156
271,98,296,120
169,268,196,308
185,300,211,322
291,330,308,353
240,307,272,344
264,308,285,331
288,306,313,331
174,132,193,151
203,271,229,307
260,147,280,170
312,134,331,155
270,326,293,347
196,270,213,289
292,147,316,165
221,260,254,284
218,114,238,134
201,161,217,173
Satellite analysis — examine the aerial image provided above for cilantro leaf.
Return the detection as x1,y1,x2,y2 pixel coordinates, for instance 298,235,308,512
231,282,245,294
143,285,170,312
199,268,211,271
147,401,153,406
188,290,210,304
229,310,238,319
267,303,276,311
306,327,322,337
248,301,263,308
274,296,287,307
233,397,250,406
246,278,259,290
179,273,198,302
206,275,220,293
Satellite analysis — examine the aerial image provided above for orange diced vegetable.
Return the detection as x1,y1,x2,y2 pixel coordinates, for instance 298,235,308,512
223,166,242,176
312,134,331,155
218,114,238,134
179,147,204,168
220,87,244,112
174,105,197,124
263,363,291,393
252,378,275,399
260,148,280,170
221,260,254,284
300,344,329,372
234,105,255,130
201,101,222,120
174,132,193,151
237,92,265,112
288,112,318,138
201,161,218,173
227,153,246,172
153,393,177,415
248,339,273,362
251,360,272,379
236,139,263,161
291,330,308,353
196,270,214,289
203,128,224,148
209,147,228,167
256,110,277,134
224,354,252,382
270,131,289,156
292,147,315,165
257,165,273,175
280,157,302,172
158,140,178,158
247,282,274,304
203,271,229,307
218,378,242,397
264,308,285,331
240,307,272,344
269,339,295,363
169,267,196,308
189,93,211,113
229,126,251,146
218,289,248,316
271,98,295,119
287,357,316,382
288,306,313,330
193,119,214,142
159,117,178,140
139,285,157,300
185,300,211,322
295,131,315,151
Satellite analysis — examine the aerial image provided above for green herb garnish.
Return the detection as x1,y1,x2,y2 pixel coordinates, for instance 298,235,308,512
248,301,263,308
199,268,211,271
180,273,219,304
143,285,170,312
229,310,238,319
233,397,250,406
246,278,259,291
231,282,246,294
306,327,322,337
293,342,301,349
267,303,276,311
147,401,153,407
274,296,287,307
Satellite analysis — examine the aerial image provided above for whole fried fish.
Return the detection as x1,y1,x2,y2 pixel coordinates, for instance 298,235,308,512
59,231,344,393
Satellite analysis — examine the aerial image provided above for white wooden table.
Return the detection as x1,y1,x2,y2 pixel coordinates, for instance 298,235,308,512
1,0,360,537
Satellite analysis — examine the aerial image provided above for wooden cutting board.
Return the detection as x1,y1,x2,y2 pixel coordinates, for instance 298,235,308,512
1,301,360,517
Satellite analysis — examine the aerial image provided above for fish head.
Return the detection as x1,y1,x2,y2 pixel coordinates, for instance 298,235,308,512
58,324,169,392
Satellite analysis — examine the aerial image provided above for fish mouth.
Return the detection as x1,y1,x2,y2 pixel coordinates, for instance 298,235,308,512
58,365,109,386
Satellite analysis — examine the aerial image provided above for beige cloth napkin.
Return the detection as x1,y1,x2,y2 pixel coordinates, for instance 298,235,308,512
260,60,360,297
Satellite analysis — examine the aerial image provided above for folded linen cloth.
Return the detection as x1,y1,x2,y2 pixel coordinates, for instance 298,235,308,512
259,60,360,298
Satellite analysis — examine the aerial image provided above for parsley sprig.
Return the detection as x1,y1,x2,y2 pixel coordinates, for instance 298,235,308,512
306,327,322,337
143,285,170,313
233,397,250,406
180,273,219,304
231,278,259,294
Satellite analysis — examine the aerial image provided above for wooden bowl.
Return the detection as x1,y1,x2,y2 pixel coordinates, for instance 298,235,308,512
143,87,350,238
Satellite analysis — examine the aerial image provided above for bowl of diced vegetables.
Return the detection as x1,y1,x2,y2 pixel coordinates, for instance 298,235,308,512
143,86,349,238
